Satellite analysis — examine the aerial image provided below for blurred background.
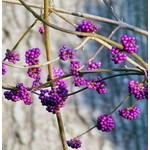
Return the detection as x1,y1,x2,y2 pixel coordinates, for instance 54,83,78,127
2,0,148,150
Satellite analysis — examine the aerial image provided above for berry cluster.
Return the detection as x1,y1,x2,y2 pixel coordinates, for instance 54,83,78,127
129,80,148,100
67,139,82,149
111,47,127,64
86,78,107,94
25,48,42,87
86,79,99,90
39,87,68,114
96,80,107,94
5,50,20,64
59,45,76,61
38,26,45,35
4,83,33,105
2,63,7,75
70,60,82,76
118,106,141,120
25,48,41,65
73,76,86,87
76,20,99,38
47,67,68,88
121,35,139,54
32,78,43,88
87,61,101,70
96,114,115,132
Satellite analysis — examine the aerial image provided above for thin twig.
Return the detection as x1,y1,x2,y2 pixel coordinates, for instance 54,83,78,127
109,94,132,114
89,26,120,61
68,72,143,97
79,68,142,74
51,9,77,27
2,0,148,36
75,125,96,139
16,0,148,70
3,19,38,62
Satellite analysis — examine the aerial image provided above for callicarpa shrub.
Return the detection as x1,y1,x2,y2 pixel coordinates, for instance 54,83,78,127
2,0,148,150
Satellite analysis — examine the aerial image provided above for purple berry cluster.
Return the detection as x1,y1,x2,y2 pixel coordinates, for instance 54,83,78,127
121,35,139,54
59,45,76,61
39,87,68,114
4,83,33,105
118,106,141,120
129,80,148,100
27,68,42,79
86,79,99,90
47,67,68,88
2,63,7,75
32,78,43,88
86,78,107,94
70,60,82,76
87,61,101,70
96,80,107,94
111,47,127,64
38,26,45,35
5,50,20,64
25,48,42,87
76,20,99,37
67,139,82,149
25,48,41,65
96,114,115,132
73,76,86,87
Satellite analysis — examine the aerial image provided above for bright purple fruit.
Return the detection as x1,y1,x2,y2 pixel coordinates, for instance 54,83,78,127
121,35,139,54
59,45,76,61
2,63,7,75
4,83,33,105
70,60,82,76
5,50,20,64
111,47,127,64
39,87,68,114
76,20,99,38
38,26,45,35
25,48,41,66
87,61,101,70
73,76,86,87
129,80,148,100
96,114,115,132
67,139,82,149
118,106,141,120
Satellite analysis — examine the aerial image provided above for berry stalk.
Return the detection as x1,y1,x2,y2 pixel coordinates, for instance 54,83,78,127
43,0,68,149
109,94,132,115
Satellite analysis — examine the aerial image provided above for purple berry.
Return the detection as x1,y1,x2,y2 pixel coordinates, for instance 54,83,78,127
67,139,82,149
27,68,42,79
4,83,33,105
5,50,20,64
76,20,100,38
111,47,127,64
129,80,148,100
121,35,139,54
73,76,86,87
39,87,68,114
96,114,115,132
47,67,65,81
2,63,7,75
87,61,101,70
25,48,41,66
96,80,107,94
86,80,99,90
38,26,45,35
32,78,43,88
118,106,141,120
70,60,82,76
59,45,76,61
